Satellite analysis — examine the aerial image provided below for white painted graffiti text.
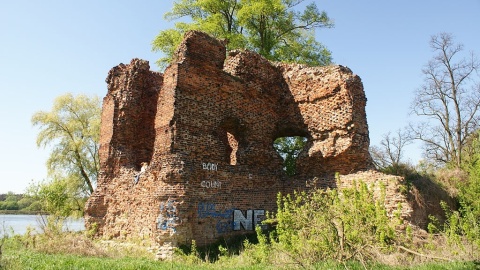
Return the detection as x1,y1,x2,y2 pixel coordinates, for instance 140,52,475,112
202,162,218,171
201,180,222,189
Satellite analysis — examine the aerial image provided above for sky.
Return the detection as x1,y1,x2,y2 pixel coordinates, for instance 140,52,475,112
1,0,479,194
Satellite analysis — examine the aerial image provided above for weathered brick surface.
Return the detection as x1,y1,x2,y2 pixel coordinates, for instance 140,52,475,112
85,31,412,257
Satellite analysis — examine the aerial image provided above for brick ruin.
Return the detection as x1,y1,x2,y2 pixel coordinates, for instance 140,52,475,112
84,31,414,258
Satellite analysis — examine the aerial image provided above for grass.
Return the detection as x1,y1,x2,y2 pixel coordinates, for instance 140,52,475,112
1,197,478,270
3,251,168,270
0,232,478,270
1,249,477,270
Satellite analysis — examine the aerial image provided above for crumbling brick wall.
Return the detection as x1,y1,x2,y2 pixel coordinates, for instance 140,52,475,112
85,31,411,258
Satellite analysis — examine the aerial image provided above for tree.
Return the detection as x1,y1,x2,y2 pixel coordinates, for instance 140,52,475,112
410,33,480,168
273,136,306,176
4,192,19,203
370,129,413,173
1,192,19,211
26,177,85,218
152,0,333,69
31,93,101,196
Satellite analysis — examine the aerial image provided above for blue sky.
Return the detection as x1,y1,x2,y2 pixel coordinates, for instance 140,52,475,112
1,1,479,194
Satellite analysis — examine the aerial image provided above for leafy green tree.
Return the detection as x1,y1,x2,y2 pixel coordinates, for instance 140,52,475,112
152,0,333,69
17,196,34,210
26,177,85,218
4,192,19,203
32,93,101,195
238,0,332,64
3,201,19,211
273,136,306,176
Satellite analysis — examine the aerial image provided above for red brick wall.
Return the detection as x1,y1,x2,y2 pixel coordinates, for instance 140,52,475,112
85,31,410,258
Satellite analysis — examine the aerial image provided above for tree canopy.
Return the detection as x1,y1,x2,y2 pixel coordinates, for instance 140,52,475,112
273,136,307,176
152,0,333,69
31,93,101,196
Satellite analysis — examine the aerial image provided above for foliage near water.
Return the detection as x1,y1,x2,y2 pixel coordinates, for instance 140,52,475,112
0,192,41,213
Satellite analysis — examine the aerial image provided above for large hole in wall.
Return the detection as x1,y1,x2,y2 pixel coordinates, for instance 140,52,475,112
273,136,307,176
220,117,242,166
226,131,239,165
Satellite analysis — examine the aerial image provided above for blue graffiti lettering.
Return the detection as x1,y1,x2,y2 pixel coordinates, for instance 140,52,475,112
216,220,235,234
197,202,265,233
197,202,234,219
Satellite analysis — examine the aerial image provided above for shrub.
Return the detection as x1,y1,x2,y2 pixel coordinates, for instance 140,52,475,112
264,181,401,265
434,165,480,259
4,201,19,211
17,196,35,210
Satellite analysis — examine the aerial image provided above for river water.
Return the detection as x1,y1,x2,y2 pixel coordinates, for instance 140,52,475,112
0,214,85,236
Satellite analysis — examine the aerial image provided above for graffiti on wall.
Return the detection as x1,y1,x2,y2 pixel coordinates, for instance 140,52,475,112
201,162,221,188
201,180,222,188
157,199,180,233
202,162,218,171
233,209,265,231
198,202,233,218
216,220,235,234
197,202,265,234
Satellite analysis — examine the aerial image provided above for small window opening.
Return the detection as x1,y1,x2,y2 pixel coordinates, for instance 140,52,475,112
273,136,307,176
220,117,243,165
227,132,238,165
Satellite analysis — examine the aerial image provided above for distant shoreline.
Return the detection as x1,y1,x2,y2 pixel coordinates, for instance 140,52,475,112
0,210,48,215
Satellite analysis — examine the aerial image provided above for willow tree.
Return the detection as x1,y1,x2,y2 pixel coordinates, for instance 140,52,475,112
152,0,333,69
32,93,101,195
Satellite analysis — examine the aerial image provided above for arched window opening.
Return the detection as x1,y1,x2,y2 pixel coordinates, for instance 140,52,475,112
273,136,307,176
227,131,238,165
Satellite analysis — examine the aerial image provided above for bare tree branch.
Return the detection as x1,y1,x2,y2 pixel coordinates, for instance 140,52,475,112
409,33,480,167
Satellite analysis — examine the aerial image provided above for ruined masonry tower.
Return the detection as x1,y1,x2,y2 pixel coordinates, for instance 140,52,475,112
85,31,401,258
